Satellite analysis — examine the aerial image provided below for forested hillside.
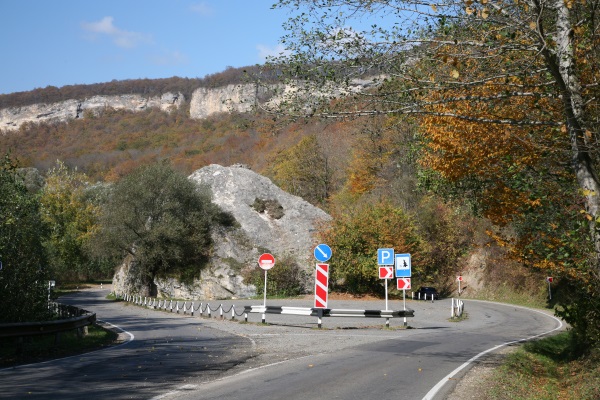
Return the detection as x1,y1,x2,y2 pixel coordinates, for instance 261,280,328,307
0,76,544,302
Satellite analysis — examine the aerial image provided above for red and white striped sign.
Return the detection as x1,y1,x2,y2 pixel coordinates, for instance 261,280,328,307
314,263,329,308
379,266,394,279
397,277,411,290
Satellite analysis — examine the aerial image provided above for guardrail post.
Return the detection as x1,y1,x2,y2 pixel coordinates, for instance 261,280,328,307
317,308,323,329
231,305,235,320
207,304,212,318
219,304,223,320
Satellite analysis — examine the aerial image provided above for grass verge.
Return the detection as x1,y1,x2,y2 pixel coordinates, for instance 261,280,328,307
484,332,600,399
0,324,118,368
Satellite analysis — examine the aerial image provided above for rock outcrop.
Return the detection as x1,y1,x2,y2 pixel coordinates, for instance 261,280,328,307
112,164,331,300
0,92,184,132
1,78,381,133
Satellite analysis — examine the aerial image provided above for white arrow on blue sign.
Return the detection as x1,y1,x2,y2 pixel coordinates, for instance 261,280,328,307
378,248,395,265
395,253,412,278
314,244,332,262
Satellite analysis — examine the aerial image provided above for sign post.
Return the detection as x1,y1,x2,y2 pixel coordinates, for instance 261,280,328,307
378,248,395,316
546,277,553,300
457,275,463,295
258,253,275,323
314,263,329,308
395,253,412,327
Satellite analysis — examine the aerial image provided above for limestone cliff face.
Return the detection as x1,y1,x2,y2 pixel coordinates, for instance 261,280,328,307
0,92,184,132
1,78,381,133
111,164,331,300
188,84,267,119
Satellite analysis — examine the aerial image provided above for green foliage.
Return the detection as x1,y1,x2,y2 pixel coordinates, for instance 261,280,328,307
39,161,110,282
93,162,235,294
268,134,332,205
0,155,50,323
251,198,284,219
319,201,422,295
242,254,308,297
487,332,600,399
414,196,475,291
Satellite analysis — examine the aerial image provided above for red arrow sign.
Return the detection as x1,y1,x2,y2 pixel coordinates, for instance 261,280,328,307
379,266,394,279
397,278,411,290
457,276,463,282
258,253,275,270
547,277,553,283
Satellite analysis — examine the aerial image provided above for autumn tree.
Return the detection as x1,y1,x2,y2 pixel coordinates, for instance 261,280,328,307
268,134,332,204
271,0,600,344
270,0,598,260
39,161,108,282
319,201,422,294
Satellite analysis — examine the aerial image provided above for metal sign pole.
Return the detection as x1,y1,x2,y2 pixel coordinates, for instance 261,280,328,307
548,280,552,300
403,289,407,327
385,279,389,311
262,270,268,323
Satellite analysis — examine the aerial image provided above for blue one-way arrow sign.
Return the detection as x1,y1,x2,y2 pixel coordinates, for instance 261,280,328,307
314,244,332,262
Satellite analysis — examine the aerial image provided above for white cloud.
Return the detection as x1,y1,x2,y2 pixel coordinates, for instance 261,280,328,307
189,2,214,16
81,16,151,48
257,44,290,61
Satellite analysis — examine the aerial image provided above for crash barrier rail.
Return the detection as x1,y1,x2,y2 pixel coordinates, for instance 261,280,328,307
0,303,96,342
451,298,465,318
117,293,415,328
243,305,415,328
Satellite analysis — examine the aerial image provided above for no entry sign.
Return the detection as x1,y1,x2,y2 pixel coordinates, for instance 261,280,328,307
314,264,329,308
258,253,275,270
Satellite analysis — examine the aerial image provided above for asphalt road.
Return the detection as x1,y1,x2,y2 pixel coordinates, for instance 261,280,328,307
0,288,563,400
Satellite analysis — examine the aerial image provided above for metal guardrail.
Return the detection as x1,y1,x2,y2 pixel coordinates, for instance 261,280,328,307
243,305,414,319
118,293,416,328
0,303,96,339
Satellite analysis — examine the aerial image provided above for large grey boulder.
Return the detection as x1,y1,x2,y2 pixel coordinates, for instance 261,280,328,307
112,164,331,299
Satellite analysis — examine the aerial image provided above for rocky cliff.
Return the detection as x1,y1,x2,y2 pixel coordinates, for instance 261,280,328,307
0,78,380,132
112,164,331,300
0,92,184,132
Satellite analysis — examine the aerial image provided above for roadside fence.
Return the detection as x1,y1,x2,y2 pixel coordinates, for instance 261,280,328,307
116,293,415,328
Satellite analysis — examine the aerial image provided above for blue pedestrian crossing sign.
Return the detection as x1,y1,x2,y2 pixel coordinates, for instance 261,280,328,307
395,253,412,278
314,244,332,262
377,248,395,265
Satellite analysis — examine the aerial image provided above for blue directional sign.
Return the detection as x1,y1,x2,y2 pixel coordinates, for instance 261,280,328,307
314,244,332,262
378,248,395,265
395,253,412,278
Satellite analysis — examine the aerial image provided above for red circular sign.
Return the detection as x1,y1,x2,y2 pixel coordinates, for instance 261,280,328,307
258,253,275,270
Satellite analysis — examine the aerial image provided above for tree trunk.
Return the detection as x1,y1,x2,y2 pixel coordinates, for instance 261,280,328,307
546,0,600,270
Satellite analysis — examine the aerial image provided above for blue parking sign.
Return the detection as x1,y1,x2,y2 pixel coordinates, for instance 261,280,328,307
378,248,395,265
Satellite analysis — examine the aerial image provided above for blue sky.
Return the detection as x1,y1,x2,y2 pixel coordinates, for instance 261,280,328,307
0,1,292,94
